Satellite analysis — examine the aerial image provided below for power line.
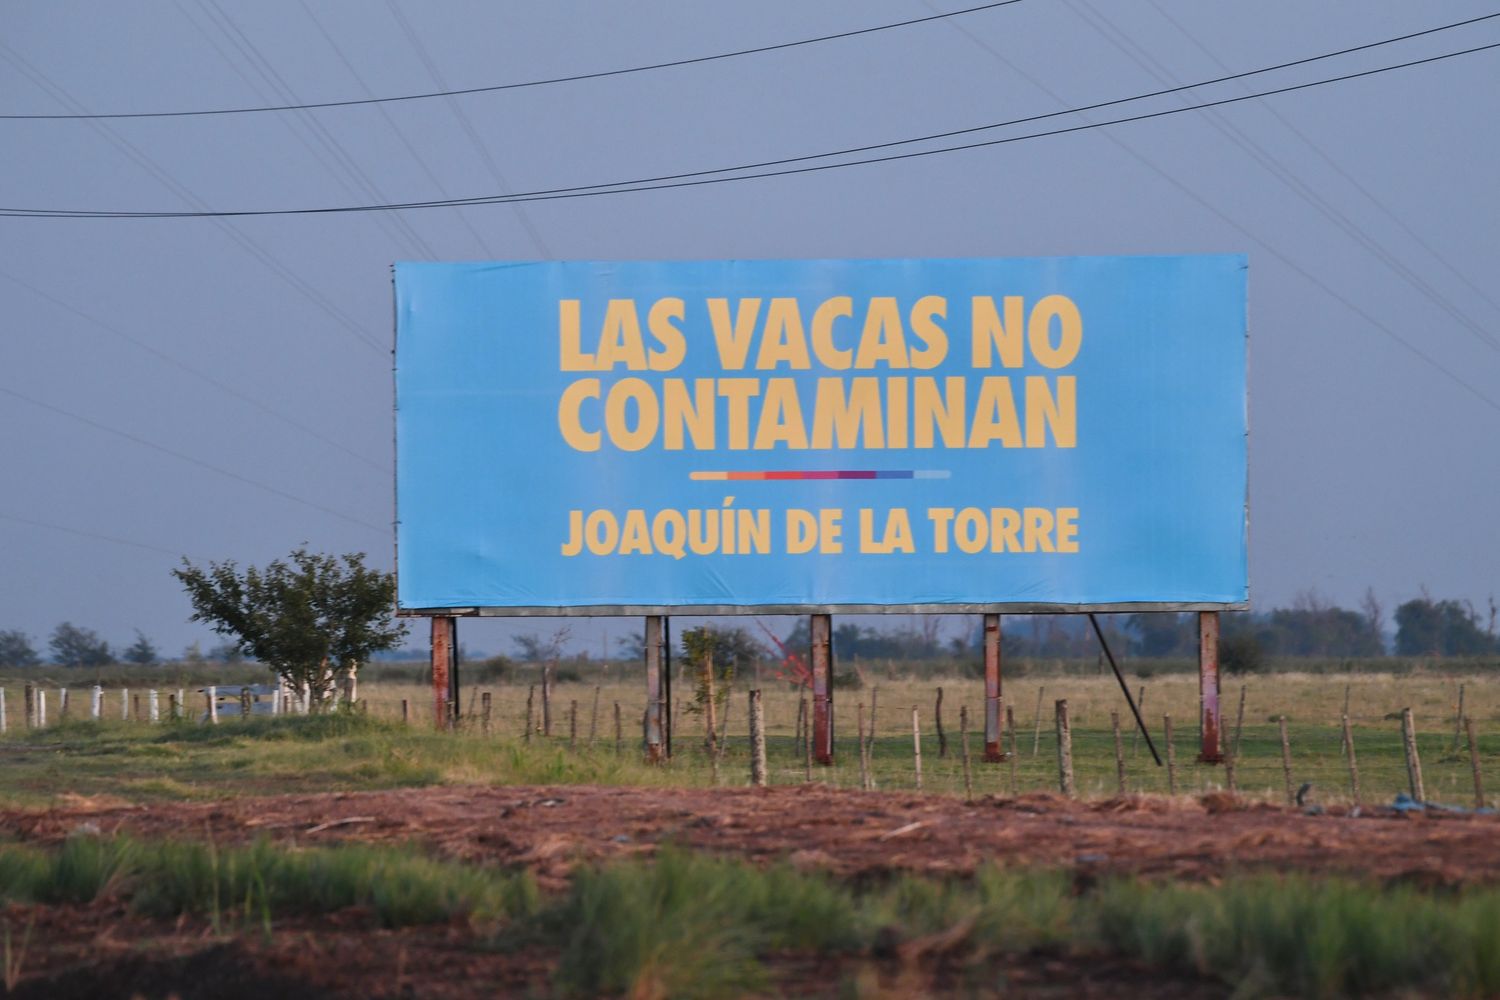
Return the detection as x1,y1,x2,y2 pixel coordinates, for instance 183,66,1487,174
185,0,440,261
0,267,390,472
0,39,385,352
1062,0,1499,353
6,32,1497,220
0,511,185,557
926,2,1500,419
382,0,549,256
297,0,497,257
0,382,388,533
1143,0,1500,330
0,1,1026,120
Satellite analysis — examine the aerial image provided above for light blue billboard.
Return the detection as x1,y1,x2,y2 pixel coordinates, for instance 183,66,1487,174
394,255,1247,613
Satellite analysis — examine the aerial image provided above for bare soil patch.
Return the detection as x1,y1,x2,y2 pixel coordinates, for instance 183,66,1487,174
4,783,1496,890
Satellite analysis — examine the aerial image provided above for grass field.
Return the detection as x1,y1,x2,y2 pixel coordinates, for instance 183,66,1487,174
0,672,1491,808
2,838,1499,997
0,670,1494,997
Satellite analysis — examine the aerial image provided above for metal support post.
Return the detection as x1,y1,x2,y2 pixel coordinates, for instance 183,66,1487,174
431,616,455,731
983,613,1003,762
644,615,667,762
1197,611,1223,763
811,613,833,765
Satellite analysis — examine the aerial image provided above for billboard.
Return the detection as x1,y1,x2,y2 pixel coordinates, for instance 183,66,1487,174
394,255,1246,614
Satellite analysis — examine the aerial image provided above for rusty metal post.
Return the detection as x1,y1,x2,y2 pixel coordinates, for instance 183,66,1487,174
430,616,454,731
644,615,667,762
983,613,1003,762
1197,611,1223,763
811,613,833,765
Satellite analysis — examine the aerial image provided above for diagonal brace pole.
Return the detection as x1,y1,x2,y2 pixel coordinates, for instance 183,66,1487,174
1088,613,1161,767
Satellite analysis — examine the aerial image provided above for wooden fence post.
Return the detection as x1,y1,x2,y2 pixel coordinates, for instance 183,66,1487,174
911,706,923,791
524,685,535,744
1233,684,1248,758
614,701,623,755
1278,716,1294,805
1465,717,1484,809
857,702,870,791
960,705,974,803
1164,714,1178,795
168,692,179,722
1031,685,1046,756
23,684,34,729
1111,710,1126,795
935,687,947,758
569,700,579,750
481,692,492,734
1401,707,1426,803
589,686,600,747
1340,713,1361,804
1055,699,1075,798
1454,683,1466,751
1005,704,1018,795
749,690,767,787
400,699,410,725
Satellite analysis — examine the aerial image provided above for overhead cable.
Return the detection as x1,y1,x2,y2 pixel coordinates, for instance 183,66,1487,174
5,34,1496,220
0,1,1026,120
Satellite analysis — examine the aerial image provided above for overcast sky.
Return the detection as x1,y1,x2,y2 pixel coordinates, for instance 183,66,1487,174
3,2,1498,657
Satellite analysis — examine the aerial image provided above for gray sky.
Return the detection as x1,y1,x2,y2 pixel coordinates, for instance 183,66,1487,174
3,2,1498,657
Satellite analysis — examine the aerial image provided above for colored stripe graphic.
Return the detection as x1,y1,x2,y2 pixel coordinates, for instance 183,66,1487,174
690,470,951,481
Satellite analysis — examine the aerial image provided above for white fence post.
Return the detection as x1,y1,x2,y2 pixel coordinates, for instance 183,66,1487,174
148,690,160,723
91,686,103,719
0,688,7,733
37,690,47,728
121,688,130,721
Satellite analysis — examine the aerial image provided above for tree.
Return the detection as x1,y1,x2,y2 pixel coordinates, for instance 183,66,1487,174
0,630,39,667
1395,598,1495,656
49,622,112,667
122,630,158,666
173,549,407,706
679,625,765,679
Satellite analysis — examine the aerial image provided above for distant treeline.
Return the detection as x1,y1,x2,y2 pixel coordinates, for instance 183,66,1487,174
2,591,1495,674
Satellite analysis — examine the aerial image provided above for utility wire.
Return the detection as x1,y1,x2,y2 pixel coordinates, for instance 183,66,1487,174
187,0,439,261
927,2,1500,419
0,268,389,473
0,512,186,558
383,0,549,256
298,0,497,257
0,1,1026,120
0,382,387,533
0,39,385,352
7,32,1497,220
1062,0,1499,353
1145,0,1500,330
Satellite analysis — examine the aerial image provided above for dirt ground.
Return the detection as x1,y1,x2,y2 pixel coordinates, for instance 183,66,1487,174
6,783,1498,889
3,785,1497,998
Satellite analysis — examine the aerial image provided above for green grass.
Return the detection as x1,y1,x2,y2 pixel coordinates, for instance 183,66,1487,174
2,837,1497,998
0,679,1492,809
